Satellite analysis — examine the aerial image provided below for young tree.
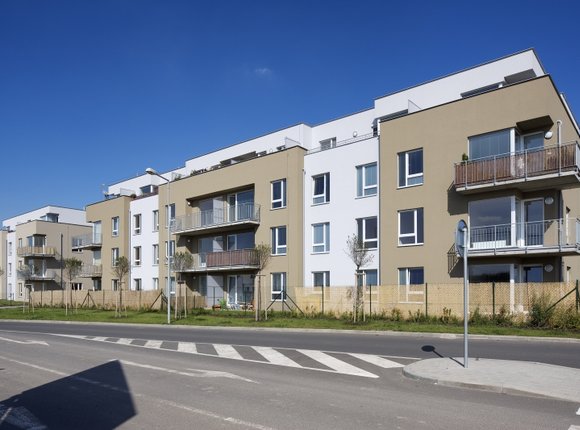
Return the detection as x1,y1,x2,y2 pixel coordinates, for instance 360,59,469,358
254,243,271,321
172,251,193,318
345,233,374,322
64,257,83,315
112,256,130,317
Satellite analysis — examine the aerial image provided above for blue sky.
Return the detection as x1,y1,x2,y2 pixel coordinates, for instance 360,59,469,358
1,0,579,219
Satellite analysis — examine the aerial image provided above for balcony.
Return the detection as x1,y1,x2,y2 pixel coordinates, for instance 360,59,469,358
71,233,102,250
17,246,59,258
173,249,260,273
468,218,580,257
17,268,61,283
78,264,103,278
171,203,260,236
454,142,580,193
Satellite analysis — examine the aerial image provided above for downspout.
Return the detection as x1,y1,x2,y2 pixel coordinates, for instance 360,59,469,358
376,119,381,286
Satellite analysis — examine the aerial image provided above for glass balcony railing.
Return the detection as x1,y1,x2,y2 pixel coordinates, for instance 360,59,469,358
71,233,102,249
173,249,260,272
172,203,260,235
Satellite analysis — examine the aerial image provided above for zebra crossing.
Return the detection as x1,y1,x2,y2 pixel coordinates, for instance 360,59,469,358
56,334,410,378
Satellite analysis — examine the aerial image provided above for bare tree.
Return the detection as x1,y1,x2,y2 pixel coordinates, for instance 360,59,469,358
172,251,193,318
112,256,130,317
345,233,374,322
0,267,4,276
254,243,271,321
64,257,83,315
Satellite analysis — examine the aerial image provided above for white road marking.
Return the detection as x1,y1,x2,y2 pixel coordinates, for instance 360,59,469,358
0,336,48,346
177,342,197,354
120,359,256,383
213,344,244,360
297,349,379,378
349,353,405,369
568,425,580,430
117,338,134,345
576,406,580,415
0,404,47,429
252,346,301,368
144,340,163,348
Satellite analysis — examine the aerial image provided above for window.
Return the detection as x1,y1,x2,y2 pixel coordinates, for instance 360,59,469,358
357,163,377,197
320,137,336,151
271,179,287,209
134,278,142,291
134,214,141,235
363,269,378,286
312,173,330,204
271,227,287,255
469,197,512,249
469,129,511,160
312,223,330,253
111,248,119,266
8,242,12,256
357,217,378,249
134,246,141,266
152,210,159,231
112,217,119,237
112,279,119,291
399,267,424,285
8,263,11,276
165,204,175,228
153,277,159,290
165,240,175,264
398,208,424,246
71,283,82,291
398,149,423,187
271,272,286,300
18,283,23,296
313,271,330,287
152,244,159,265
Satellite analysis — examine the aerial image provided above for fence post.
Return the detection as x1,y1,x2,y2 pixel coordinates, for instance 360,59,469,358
321,285,325,315
369,284,372,317
492,282,496,317
425,283,428,318
576,280,579,314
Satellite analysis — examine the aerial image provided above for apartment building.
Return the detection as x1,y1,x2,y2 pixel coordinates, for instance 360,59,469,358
0,206,91,300
72,49,579,308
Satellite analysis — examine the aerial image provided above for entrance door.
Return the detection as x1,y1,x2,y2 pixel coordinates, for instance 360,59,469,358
524,199,544,246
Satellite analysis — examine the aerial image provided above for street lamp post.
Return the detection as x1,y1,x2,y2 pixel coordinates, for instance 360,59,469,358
146,167,172,324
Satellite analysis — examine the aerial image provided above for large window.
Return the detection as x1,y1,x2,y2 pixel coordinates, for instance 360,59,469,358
133,214,141,235
271,226,287,255
112,217,119,237
398,208,424,246
313,271,330,287
357,163,377,197
152,244,159,265
357,217,378,249
469,129,511,159
469,264,510,283
271,272,286,300
312,223,330,253
398,267,424,285
313,173,330,204
165,204,175,228
469,197,512,249
271,179,287,209
134,279,142,291
165,240,175,264
398,149,423,187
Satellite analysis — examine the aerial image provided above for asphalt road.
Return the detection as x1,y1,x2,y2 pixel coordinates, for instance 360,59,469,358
0,321,579,430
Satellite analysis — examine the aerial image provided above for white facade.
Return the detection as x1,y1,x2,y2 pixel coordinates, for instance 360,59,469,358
129,195,160,291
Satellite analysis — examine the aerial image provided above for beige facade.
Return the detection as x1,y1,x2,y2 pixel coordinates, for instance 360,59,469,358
379,76,580,284
85,195,132,292
164,146,305,307
13,220,92,294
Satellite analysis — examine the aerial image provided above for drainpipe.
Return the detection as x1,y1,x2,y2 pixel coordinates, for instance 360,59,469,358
557,120,563,175
557,120,563,145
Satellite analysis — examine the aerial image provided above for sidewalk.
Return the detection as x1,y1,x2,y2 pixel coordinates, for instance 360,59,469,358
404,358,580,403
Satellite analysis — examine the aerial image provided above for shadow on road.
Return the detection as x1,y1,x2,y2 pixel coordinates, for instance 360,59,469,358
0,360,136,429
421,345,463,366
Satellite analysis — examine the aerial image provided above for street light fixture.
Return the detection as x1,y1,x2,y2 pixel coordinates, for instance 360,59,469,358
146,167,172,324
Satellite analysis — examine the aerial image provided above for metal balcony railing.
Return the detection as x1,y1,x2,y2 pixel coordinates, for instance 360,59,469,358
71,233,102,249
17,268,61,283
454,141,580,190
78,264,103,278
171,203,260,234
173,249,260,272
17,246,59,258
469,217,580,254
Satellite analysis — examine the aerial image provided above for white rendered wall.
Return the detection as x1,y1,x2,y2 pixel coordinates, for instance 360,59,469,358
129,195,159,291
303,136,379,287
2,206,88,230
5,230,16,300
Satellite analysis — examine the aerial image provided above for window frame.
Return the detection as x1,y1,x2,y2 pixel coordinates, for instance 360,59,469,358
111,248,119,267
271,226,287,255
398,149,424,188
134,246,141,266
356,217,378,249
312,222,330,253
398,208,424,246
312,173,330,205
152,210,159,232
133,214,141,235
271,272,287,301
271,179,287,209
398,267,425,303
134,278,142,291
356,163,378,197
111,217,119,237
152,244,159,265
312,271,330,287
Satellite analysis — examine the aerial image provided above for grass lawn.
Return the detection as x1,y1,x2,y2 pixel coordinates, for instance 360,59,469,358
0,306,579,339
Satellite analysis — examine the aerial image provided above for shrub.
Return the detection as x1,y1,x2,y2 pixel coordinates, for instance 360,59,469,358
408,309,427,323
469,307,487,325
390,308,403,322
529,293,555,327
550,305,580,330
493,305,513,326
